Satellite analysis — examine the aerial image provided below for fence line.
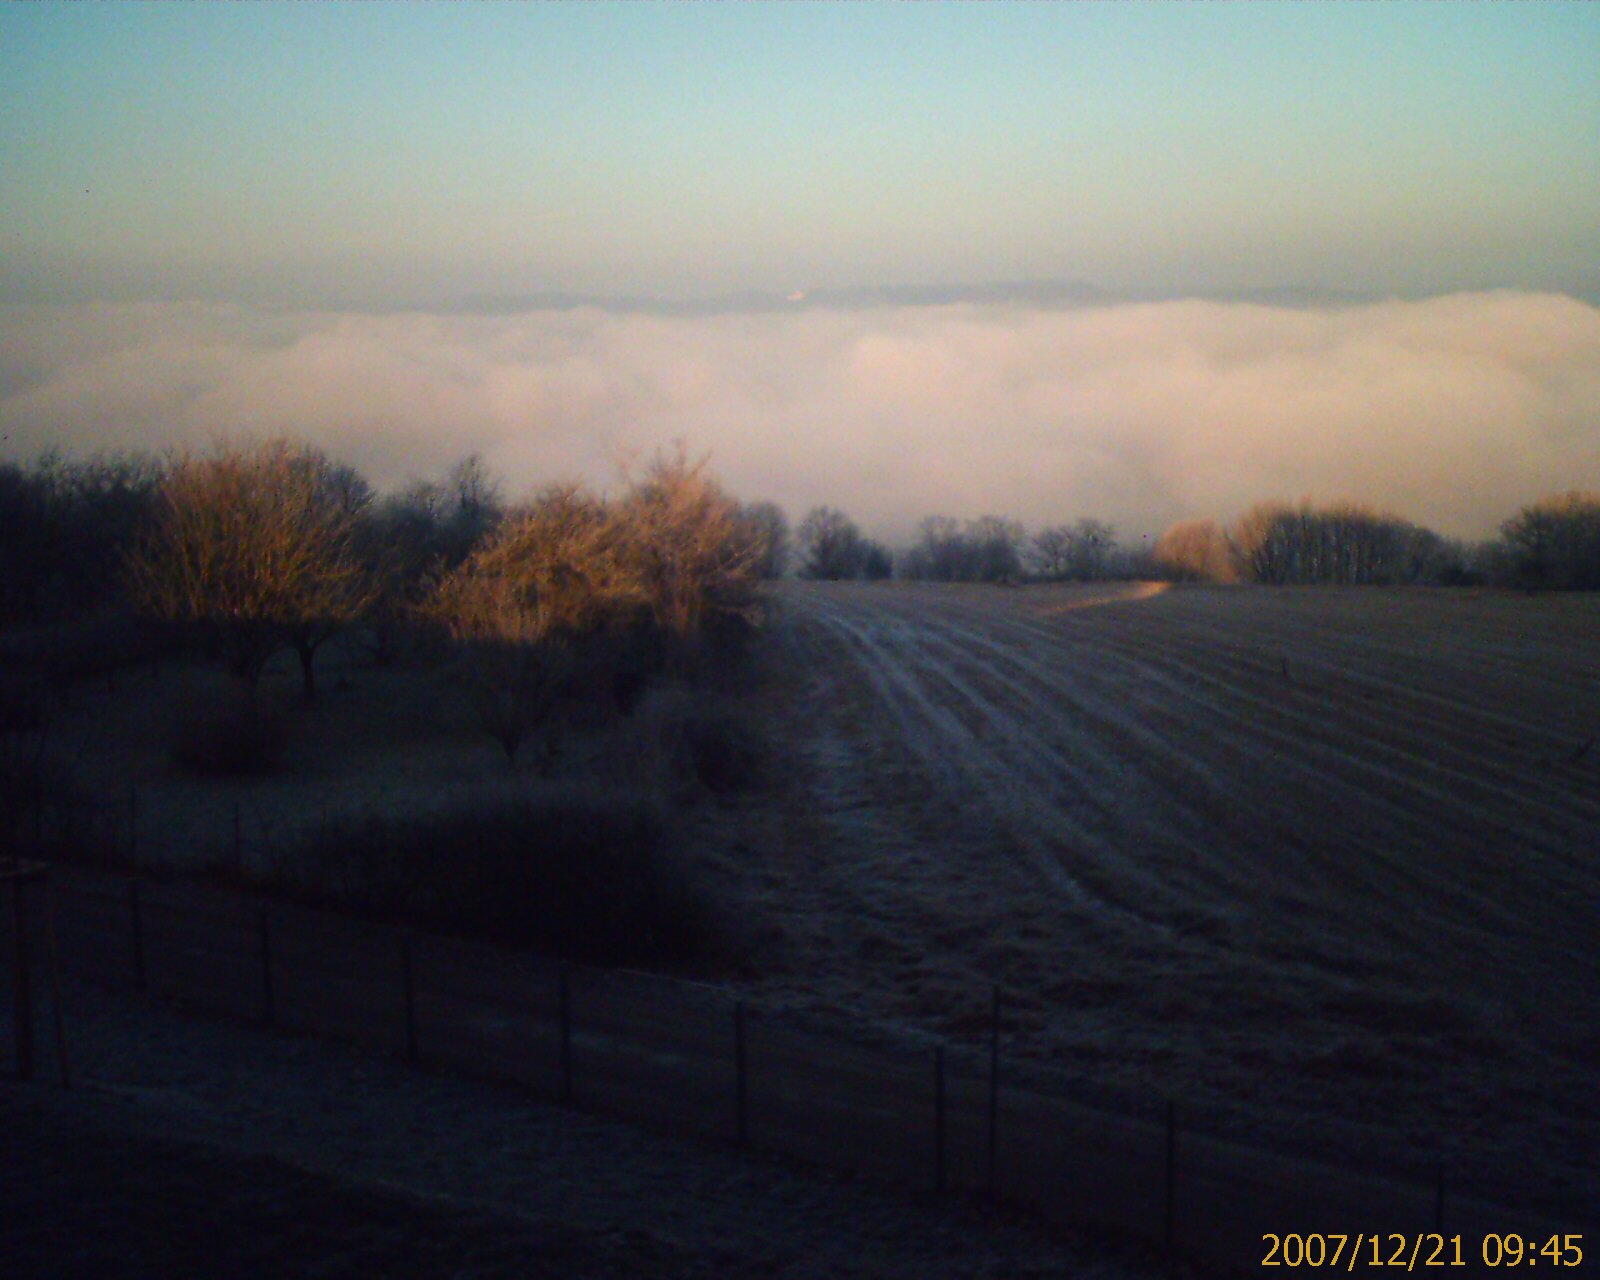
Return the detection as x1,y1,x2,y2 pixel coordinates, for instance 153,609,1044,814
0,866,1581,1278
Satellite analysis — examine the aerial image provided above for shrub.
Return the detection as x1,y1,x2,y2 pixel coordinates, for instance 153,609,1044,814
684,704,766,795
616,683,767,798
168,683,290,776
282,786,729,967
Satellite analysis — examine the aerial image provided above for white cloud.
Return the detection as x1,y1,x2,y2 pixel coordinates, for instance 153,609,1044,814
3,292,1598,542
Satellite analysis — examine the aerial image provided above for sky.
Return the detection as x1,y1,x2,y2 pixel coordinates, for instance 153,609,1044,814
3,2,1599,540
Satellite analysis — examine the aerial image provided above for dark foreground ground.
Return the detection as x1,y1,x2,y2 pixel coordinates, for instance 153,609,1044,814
2,1091,714,1280
0,978,1197,1280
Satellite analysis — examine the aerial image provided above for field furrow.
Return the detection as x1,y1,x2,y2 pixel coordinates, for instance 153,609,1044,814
752,581,1600,1220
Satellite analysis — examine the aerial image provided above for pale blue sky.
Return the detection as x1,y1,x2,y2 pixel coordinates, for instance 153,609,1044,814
2,1,1598,307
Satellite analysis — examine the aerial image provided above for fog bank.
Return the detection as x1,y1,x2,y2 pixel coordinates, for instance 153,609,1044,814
3,291,1597,542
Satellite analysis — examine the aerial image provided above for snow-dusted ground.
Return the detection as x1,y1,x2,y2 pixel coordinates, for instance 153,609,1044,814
726,581,1599,1221
36,580,1600,1223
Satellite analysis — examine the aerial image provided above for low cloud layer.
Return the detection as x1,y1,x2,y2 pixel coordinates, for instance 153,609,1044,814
3,291,1598,543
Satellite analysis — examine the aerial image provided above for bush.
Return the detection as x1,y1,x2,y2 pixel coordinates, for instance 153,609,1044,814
282,786,730,968
169,684,290,776
618,683,767,798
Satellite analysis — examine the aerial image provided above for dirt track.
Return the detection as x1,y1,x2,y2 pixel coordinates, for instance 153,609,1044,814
737,581,1600,1217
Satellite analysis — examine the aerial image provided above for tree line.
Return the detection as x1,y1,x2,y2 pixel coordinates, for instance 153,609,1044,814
788,495,1600,590
4,448,1599,663
1,441,786,764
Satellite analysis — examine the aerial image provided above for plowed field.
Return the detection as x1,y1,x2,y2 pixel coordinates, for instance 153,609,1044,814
739,581,1600,1216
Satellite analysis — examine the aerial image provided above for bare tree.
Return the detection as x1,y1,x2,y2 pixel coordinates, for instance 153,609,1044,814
860,539,895,580
906,515,1025,582
425,483,638,762
0,452,165,624
615,445,762,646
441,454,503,563
122,439,372,696
1500,491,1600,590
0,462,59,624
427,451,769,759
279,460,375,695
1154,519,1235,583
966,516,1024,582
797,506,870,580
1029,525,1074,581
1228,502,1296,584
738,501,789,579
1229,500,1444,586
349,456,507,665
1066,519,1116,581
906,516,964,581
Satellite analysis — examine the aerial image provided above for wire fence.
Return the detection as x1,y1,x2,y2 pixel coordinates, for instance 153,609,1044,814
1,862,1579,1279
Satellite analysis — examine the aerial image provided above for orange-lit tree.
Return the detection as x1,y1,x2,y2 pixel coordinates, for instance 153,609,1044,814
425,483,639,763
615,445,763,648
123,439,372,697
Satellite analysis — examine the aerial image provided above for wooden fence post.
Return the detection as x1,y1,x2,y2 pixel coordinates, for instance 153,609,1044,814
128,879,147,994
1434,1160,1446,1233
399,929,418,1064
558,964,573,1106
1164,1099,1177,1251
735,1001,748,1148
987,984,1001,1199
934,1042,947,1193
258,900,275,1029
42,875,70,1089
10,877,33,1081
